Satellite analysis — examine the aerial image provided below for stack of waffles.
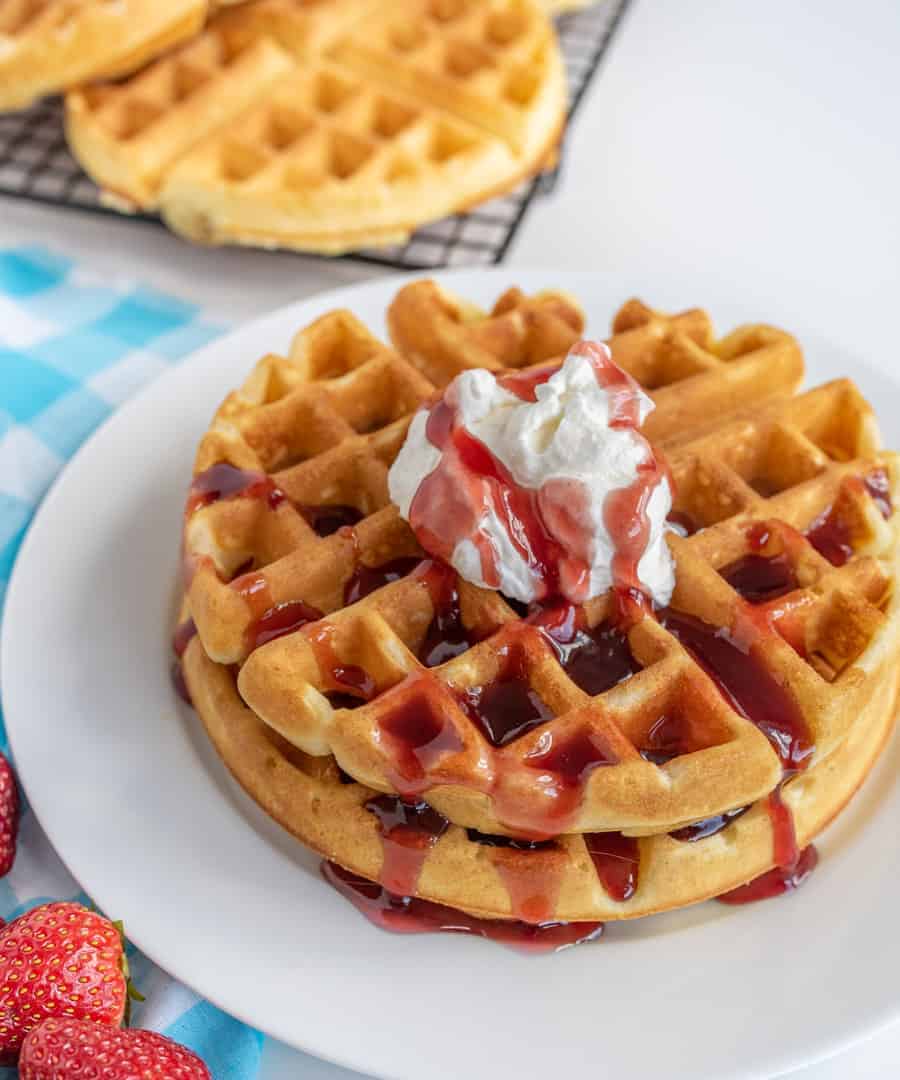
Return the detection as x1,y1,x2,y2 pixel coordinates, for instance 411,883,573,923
174,279,900,934
2,0,573,253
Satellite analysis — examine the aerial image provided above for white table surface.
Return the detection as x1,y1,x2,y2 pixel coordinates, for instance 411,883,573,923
2,0,899,1076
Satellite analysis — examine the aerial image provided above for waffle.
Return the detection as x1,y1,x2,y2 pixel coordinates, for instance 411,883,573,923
64,0,566,252
0,0,212,111
65,30,297,209
329,0,565,161
64,0,375,210
158,61,532,253
183,632,896,920
176,278,900,905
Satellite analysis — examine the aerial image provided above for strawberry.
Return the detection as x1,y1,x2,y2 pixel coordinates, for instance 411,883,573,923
0,902,127,1063
0,752,20,876
20,1018,211,1080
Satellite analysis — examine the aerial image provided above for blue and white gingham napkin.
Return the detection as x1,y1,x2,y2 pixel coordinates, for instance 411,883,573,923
0,246,265,1078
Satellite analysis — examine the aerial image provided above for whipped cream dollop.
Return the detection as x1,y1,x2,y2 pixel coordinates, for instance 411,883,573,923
388,342,676,608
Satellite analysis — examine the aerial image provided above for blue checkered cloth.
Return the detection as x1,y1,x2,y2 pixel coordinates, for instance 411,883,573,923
0,246,265,1078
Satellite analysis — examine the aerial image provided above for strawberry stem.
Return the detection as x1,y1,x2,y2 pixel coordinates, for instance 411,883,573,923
112,919,145,1027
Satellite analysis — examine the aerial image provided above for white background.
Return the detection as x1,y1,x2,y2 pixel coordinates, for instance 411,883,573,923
2,0,899,1075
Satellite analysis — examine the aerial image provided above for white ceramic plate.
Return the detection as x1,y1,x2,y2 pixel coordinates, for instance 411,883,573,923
3,269,900,1080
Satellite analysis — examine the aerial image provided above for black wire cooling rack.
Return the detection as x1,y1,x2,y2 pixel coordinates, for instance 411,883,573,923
0,0,630,270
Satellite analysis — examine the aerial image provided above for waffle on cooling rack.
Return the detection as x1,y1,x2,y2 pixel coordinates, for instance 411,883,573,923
0,0,221,110
175,280,900,926
64,0,566,252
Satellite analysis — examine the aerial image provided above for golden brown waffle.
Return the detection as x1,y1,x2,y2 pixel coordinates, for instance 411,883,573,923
179,279,898,834
330,0,565,160
182,634,898,920
64,0,374,209
0,0,211,110
175,280,900,921
64,0,566,252
183,289,582,657
66,29,297,208
158,61,531,253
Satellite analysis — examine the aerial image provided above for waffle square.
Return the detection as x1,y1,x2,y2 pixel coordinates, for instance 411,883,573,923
63,0,567,251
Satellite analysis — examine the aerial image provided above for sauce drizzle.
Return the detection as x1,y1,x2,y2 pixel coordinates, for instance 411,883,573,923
407,342,670,616
322,861,604,952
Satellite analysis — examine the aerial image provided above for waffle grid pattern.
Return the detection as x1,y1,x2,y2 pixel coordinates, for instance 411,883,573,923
0,0,630,268
184,283,894,841
179,282,900,921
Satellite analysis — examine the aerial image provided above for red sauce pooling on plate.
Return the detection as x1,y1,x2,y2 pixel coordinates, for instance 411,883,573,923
718,844,819,905
322,861,604,952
